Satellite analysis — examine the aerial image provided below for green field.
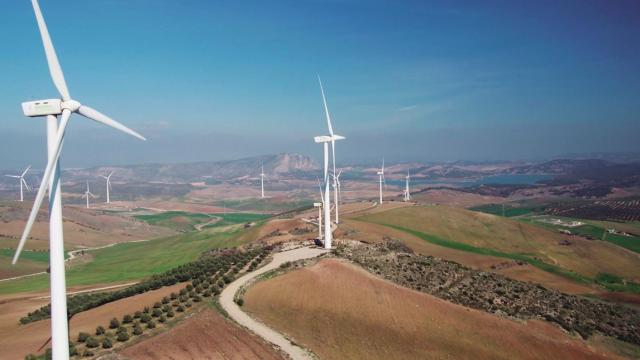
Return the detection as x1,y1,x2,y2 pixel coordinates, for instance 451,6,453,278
468,203,545,217
133,211,217,231
0,223,260,295
203,213,270,228
0,249,50,263
216,198,313,212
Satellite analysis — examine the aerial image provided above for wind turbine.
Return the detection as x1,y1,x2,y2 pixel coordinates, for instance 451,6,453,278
314,135,332,249
82,181,96,209
259,163,266,198
318,76,345,225
403,170,412,202
332,169,343,223
100,171,114,203
314,178,324,241
12,2,145,359
5,166,31,202
377,159,386,204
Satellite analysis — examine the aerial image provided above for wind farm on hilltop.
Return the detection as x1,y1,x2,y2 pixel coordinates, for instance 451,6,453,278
1,1,640,360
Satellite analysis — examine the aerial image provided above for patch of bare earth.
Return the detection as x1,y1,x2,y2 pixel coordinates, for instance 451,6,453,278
120,307,284,360
244,259,618,360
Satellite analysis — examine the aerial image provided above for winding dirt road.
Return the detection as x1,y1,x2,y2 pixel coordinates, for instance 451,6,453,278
220,246,328,360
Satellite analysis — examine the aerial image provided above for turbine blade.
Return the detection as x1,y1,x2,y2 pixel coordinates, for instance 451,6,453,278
77,105,146,141
317,75,334,136
31,0,70,101
5,175,20,178
21,165,32,177
13,109,71,264
22,178,32,192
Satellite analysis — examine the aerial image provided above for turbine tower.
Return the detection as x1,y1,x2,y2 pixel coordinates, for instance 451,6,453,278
100,171,114,203
318,76,345,224
332,169,343,222
377,159,386,204
314,178,324,241
5,165,31,202
404,170,412,202
314,135,332,249
260,163,266,198
12,2,145,359
82,181,96,208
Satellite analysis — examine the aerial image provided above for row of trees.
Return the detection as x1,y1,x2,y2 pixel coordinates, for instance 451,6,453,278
20,247,268,324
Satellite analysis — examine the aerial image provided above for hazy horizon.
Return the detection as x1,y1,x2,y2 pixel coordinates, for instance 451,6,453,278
1,0,639,169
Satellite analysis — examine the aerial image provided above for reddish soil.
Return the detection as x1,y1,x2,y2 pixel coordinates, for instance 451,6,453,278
120,307,284,360
0,283,185,358
244,259,619,360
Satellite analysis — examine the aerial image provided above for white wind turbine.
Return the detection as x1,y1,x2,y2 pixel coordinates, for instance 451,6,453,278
5,166,31,202
12,2,145,359
259,163,266,198
332,169,343,222
318,75,345,225
82,181,96,209
100,171,114,203
314,135,332,248
377,159,386,204
314,178,324,241
404,170,412,202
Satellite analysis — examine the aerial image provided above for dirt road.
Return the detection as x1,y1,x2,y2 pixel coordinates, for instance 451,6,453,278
219,246,328,360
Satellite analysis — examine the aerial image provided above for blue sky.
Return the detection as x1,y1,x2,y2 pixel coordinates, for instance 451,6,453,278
1,0,639,169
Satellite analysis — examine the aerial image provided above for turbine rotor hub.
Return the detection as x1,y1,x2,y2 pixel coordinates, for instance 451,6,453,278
61,99,81,112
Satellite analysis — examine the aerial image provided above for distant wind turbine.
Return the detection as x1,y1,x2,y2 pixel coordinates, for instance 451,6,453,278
11,1,146,359
100,171,114,203
403,170,412,202
260,163,266,198
82,181,96,209
332,169,343,222
314,135,332,249
5,166,31,202
315,177,324,241
377,159,386,204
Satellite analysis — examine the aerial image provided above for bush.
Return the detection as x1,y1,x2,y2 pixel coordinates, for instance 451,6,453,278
117,331,130,342
176,305,185,312
134,311,142,319
147,320,156,329
143,306,150,314
95,326,105,336
217,280,225,288
133,322,143,335
186,284,193,291
153,302,161,309
203,290,212,297
236,298,244,306
102,338,112,349
193,295,202,303
170,292,177,300
117,326,127,335
109,318,119,329
85,336,99,348
82,349,94,357
162,296,170,304
159,315,167,323
185,300,192,308
152,309,162,317
167,310,175,318
69,343,78,357
223,275,232,284
123,314,133,324
211,286,220,295
141,313,152,323
77,332,90,343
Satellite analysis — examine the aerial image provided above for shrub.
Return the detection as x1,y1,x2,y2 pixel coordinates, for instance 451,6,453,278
134,310,142,318
69,343,78,357
163,305,171,313
133,322,143,335
170,292,177,300
95,326,105,336
117,331,130,342
152,309,162,318
123,314,133,324
109,318,119,329
77,332,90,343
185,300,192,308
186,284,193,291
153,302,161,309
236,298,244,306
203,290,212,297
223,275,232,284
176,305,185,312
162,296,170,304
85,336,99,348
102,338,112,349
82,349,94,357
147,320,156,329
193,295,202,303
117,326,127,335
179,289,187,296
217,280,225,288
143,306,150,314
159,315,167,323
133,323,143,335
167,310,175,318
140,313,152,323
211,286,220,295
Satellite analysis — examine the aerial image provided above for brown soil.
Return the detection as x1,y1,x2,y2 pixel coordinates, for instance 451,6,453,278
0,283,185,358
412,188,505,207
244,259,619,360
120,307,284,360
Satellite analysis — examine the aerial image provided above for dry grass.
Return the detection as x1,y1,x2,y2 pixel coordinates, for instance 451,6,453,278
244,259,617,360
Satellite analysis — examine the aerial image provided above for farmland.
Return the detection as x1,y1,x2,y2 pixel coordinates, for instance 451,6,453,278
244,258,616,360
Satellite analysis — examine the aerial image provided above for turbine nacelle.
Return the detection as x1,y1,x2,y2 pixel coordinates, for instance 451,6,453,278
314,135,332,143
22,99,62,117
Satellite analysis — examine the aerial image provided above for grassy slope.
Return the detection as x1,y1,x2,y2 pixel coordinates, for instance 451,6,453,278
0,223,260,295
358,206,640,290
216,198,313,212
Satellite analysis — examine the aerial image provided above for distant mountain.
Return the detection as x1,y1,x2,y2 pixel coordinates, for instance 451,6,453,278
63,153,319,183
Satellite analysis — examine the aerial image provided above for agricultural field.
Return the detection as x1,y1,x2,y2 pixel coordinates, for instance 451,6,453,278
546,198,640,222
133,210,269,232
356,205,640,292
0,220,260,295
215,197,313,213
244,258,616,360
